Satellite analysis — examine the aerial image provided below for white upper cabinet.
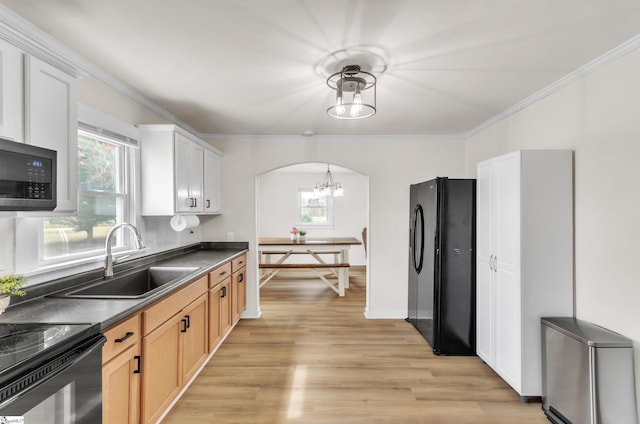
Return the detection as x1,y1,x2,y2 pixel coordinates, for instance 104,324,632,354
24,55,78,214
0,39,23,142
140,125,222,216
174,132,204,213
203,148,222,214
476,150,574,398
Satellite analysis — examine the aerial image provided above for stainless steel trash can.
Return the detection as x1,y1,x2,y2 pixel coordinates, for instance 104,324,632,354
541,317,638,424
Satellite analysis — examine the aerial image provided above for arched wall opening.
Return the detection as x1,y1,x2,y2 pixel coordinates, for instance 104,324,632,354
255,161,370,313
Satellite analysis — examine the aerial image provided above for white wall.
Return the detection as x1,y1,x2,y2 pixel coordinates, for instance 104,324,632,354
465,47,640,415
201,136,467,319
257,168,368,266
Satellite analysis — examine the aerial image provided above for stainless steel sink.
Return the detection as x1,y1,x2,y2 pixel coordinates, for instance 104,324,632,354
52,266,199,299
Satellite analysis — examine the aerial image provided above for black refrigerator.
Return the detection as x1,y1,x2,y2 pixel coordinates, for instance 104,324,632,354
407,177,476,355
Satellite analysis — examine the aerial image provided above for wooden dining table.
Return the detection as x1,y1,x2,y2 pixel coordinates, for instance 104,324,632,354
258,237,362,296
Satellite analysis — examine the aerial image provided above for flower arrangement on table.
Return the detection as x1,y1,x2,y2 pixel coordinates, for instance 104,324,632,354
289,226,299,241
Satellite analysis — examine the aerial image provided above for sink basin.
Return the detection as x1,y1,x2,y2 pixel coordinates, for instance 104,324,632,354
54,266,200,299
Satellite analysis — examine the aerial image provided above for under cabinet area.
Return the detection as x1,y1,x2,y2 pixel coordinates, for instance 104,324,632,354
139,124,222,216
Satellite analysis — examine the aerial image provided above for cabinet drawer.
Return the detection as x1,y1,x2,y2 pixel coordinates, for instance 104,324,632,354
231,254,246,273
102,313,140,364
143,275,208,335
209,262,231,287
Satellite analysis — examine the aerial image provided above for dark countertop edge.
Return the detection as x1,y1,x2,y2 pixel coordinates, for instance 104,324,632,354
0,242,248,330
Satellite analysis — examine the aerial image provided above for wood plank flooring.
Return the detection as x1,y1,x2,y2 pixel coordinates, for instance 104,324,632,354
162,268,549,423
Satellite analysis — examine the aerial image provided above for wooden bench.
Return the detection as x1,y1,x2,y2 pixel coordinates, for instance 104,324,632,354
260,250,342,265
259,262,350,296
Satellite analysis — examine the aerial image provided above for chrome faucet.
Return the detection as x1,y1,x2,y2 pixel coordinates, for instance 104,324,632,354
104,223,146,278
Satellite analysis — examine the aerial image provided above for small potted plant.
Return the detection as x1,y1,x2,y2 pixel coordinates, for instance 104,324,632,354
0,274,26,314
299,229,306,242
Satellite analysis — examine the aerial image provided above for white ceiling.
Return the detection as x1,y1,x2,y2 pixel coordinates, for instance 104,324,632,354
1,0,640,137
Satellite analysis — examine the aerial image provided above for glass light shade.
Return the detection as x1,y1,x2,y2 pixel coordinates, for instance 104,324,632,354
326,65,376,120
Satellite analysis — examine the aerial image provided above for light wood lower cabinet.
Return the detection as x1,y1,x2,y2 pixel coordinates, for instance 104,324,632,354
231,268,246,323
231,253,247,324
208,261,232,353
102,253,246,424
102,314,141,424
182,293,209,383
141,276,208,424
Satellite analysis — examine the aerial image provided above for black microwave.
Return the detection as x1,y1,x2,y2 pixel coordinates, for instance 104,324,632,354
0,137,57,211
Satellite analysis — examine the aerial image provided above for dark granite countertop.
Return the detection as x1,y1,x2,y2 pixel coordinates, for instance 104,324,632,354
0,242,248,330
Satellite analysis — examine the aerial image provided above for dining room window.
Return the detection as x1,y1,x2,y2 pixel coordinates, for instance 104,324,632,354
296,187,333,227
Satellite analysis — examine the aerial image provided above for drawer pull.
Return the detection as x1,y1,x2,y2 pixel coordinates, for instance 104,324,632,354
134,355,142,374
219,270,227,276
185,314,191,329
115,332,134,343
181,318,188,333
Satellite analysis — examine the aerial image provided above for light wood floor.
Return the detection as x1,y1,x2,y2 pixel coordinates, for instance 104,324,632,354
163,268,549,423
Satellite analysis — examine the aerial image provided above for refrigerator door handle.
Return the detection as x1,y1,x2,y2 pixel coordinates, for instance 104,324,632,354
494,255,497,272
489,254,494,271
412,204,425,274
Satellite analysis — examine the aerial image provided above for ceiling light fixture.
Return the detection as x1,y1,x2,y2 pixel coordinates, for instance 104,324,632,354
314,164,344,197
326,65,376,120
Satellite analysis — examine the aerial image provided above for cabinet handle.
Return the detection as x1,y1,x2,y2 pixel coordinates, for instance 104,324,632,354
134,355,142,374
185,314,191,329
238,273,244,283
206,199,210,208
493,255,498,272
221,286,227,298
181,318,188,333
115,331,134,343
219,270,227,276
489,255,493,271
194,198,197,207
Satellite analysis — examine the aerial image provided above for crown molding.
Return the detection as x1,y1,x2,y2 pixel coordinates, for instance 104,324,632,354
201,133,466,142
0,4,202,138
465,34,640,139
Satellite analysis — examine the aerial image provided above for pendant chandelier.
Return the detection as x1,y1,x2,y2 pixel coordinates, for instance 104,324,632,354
326,65,376,119
314,164,344,197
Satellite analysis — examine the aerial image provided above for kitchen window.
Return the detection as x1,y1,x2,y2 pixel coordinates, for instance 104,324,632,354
296,187,333,228
42,124,136,262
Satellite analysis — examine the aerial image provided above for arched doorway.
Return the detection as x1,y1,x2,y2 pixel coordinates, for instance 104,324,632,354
255,162,369,310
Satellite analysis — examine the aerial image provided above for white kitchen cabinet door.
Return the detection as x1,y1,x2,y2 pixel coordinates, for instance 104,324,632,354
25,55,78,213
175,134,203,213
476,150,573,398
174,133,192,213
203,149,221,214
0,39,23,142
475,160,493,364
189,142,204,212
492,154,522,390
